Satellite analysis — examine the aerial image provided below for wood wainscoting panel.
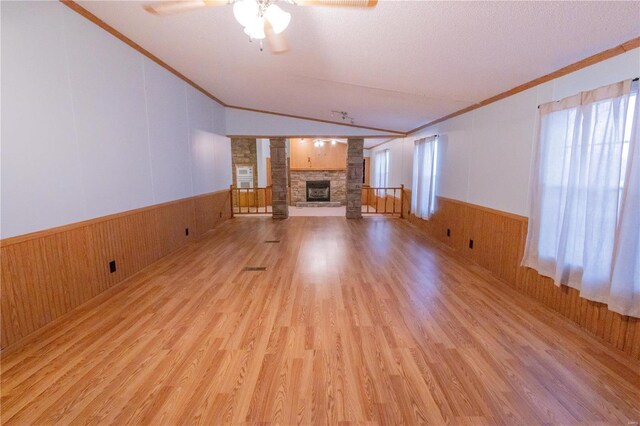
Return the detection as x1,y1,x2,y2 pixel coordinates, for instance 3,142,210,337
403,189,640,359
156,199,196,257
87,208,162,290
0,190,231,350
1,227,96,348
2,216,638,424
194,190,231,236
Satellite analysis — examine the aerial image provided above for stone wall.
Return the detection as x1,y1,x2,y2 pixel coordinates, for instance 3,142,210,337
269,138,289,219
346,138,364,219
231,138,257,188
290,170,347,205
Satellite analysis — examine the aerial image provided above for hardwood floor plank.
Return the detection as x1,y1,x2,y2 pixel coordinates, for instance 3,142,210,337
1,216,638,425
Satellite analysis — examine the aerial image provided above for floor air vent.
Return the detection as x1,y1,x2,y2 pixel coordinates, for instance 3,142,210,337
265,240,280,243
244,266,267,271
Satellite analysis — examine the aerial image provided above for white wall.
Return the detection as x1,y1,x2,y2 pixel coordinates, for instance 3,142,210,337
225,108,399,138
370,48,640,217
1,1,231,238
256,138,270,187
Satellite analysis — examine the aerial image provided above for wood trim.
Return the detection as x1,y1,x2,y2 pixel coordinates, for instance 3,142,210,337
1,190,232,349
56,4,640,140
3,215,637,423
407,37,640,135
363,157,370,186
0,189,230,248
59,1,225,106
437,196,528,222
403,190,640,358
60,1,408,136
365,136,403,150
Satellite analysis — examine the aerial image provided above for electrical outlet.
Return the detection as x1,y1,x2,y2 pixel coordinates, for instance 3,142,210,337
109,260,116,273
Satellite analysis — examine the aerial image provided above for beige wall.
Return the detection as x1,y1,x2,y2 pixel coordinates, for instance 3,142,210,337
290,138,347,170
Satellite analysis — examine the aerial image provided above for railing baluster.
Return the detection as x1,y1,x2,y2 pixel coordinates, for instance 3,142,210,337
366,187,370,213
394,188,397,213
358,186,404,217
384,188,387,214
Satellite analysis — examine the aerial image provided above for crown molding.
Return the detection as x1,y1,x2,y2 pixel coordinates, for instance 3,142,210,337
407,36,640,135
60,1,226,105
59,2,639,137
364,137,402,150
59,1,406,135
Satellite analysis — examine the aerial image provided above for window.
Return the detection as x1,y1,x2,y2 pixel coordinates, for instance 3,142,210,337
523,79,639,316
411,136,438,219
372,149,389,196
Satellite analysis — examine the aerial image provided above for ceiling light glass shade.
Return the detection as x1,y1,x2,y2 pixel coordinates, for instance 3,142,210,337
264,4,291,34
243,16,266,39
233,0,258,28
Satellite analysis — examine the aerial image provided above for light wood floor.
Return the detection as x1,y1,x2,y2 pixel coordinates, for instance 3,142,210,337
1,217,638,425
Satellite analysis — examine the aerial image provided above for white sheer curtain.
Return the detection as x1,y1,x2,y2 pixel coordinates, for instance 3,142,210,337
610,87,639,317
373,149,389,196
523,79,639,316
411,136,437,219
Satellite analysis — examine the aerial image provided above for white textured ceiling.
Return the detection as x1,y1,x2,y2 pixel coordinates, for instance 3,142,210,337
78,0,640,133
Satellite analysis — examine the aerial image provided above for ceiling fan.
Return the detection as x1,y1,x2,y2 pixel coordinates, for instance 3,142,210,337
143,0,378,54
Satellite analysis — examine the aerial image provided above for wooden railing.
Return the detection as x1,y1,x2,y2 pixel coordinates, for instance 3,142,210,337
230,185,272,215
362,185,404,217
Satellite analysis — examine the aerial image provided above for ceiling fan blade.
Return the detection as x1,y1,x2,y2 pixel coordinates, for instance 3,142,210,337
265,21,289,54
143,0,228,15
295,0,377,7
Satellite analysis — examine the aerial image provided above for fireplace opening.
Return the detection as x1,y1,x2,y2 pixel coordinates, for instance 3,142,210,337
306,180,330,202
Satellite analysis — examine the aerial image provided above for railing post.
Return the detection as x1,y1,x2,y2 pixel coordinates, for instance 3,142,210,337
400,184,404,219
366,186,370,213
229,184,234,218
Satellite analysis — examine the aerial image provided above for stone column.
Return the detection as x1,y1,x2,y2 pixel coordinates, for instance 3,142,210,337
269,138,289,219
346,138,364,219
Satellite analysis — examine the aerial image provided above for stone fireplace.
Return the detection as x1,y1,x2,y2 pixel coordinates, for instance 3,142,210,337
306,180,330,202
290,170,346,206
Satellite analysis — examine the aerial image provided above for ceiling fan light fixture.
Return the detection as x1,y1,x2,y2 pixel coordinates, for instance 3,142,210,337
233,0,259,27
243,16,266,39
264,4,291,34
